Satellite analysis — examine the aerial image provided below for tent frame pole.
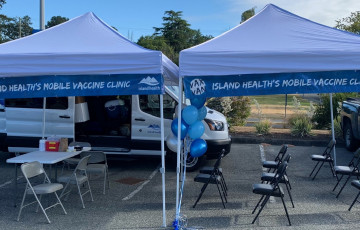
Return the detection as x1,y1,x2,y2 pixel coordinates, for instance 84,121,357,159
160,94,166,227
175,77,183,220
330,93,336,166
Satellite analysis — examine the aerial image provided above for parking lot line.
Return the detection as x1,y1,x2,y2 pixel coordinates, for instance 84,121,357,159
122,164,160,201
0,176,22,189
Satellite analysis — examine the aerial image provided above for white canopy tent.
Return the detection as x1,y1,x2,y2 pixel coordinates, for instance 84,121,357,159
177,3,360,220
0,12,178,227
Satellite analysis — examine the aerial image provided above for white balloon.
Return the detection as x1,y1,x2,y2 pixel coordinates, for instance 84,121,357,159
174,104,187,119
166,133,180,152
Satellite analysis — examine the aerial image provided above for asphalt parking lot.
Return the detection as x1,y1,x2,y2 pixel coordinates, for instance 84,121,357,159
0,143,359,229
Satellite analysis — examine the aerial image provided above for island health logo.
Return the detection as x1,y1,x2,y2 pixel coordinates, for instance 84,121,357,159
139,76,160,91
190,78,206,95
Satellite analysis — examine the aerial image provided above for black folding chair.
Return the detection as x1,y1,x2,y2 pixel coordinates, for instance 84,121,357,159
309,140,335,180
198,149,227,193
348,180,360,211
252,161,291,226
261,153,294,208
332,149,360,198
193,151,227,208
262,145,288,172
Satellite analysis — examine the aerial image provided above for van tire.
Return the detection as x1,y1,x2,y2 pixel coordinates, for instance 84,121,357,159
168,151,204,172
344,122,358,151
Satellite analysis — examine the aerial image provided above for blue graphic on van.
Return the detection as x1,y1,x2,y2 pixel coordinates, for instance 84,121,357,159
148,124,161,130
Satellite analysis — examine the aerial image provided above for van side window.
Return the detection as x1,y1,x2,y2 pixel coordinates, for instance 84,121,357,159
46,97,68,110
5,98,43,109
139,94,177,119
5,97,68,110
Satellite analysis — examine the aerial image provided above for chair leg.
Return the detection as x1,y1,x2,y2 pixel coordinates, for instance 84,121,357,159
193,183,209,208
285,182,295,208
87,179,94,202
252,195,265,214
333,174,343,191
103,170,107,195
280,194,292,226
76,180,85,209
17,185,29,222
54,192,67,215
329,162,336,177
309,161,320,177
252,195,270,224
349,191,360,211
215,180,226,208
312,161,325,180
336,175,352,198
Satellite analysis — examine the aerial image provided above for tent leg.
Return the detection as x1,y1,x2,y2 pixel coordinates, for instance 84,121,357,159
160,94,166,227
175,77,183,220
330,93,336,166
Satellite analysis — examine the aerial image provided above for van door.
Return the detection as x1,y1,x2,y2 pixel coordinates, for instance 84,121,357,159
5,97,75,152
131,94,175,155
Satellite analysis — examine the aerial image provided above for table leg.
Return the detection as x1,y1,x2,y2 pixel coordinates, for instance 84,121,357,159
13,163,17,207
55,163,58,181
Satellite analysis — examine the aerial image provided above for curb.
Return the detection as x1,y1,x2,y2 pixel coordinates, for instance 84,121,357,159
231,135,345,147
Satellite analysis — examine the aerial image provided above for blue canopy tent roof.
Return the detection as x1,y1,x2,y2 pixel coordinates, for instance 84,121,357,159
180,4,360,99
0,12,178,98
0,12,177,227
175,4,360,219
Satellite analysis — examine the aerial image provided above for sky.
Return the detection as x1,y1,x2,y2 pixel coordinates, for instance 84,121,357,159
1,0,358,42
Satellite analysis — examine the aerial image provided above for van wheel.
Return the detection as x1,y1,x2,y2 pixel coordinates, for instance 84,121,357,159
168,151,204,172
344,123,358,151
183,155,204,172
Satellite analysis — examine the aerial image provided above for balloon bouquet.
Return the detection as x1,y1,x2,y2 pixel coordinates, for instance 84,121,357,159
168,95,207,230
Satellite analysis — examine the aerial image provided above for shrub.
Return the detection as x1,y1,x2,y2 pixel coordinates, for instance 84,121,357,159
207,96,251,126
312,93,358,129
334,117,343,139
255,119,272,135
290,114,313,137
227,97,251,126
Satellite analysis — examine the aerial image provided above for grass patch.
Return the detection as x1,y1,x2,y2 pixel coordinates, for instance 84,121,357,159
249,94,311,106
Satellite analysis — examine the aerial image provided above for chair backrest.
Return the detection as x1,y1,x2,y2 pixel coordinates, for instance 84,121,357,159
74,155,91,172
283,153,291,164
21,161,45,179
272,161,288,187
69,142,91,147
80,151,106,164
275,145,288,161
323,140,335,156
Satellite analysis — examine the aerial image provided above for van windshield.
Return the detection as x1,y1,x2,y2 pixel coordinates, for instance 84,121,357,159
166,86,190,105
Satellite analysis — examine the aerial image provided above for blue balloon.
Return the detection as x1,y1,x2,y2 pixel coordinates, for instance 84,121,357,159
190,139,207,158
171,118,188,140
190,96,206,109
182,105,198,125
188,121,205,139
197,106,207,121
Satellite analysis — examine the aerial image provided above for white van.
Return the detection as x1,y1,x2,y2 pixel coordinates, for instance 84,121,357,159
0,87,231,171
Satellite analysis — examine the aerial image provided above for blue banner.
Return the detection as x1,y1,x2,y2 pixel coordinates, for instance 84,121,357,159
183,70,360,99
0,74,164,98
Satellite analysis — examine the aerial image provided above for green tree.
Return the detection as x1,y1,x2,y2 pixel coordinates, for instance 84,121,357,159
241,7,255,23
46,16,69,29
152,10,212,59
0,15,33,43
312,93,358,129
137,35,176,61
0,0,6,9
335,11,360,34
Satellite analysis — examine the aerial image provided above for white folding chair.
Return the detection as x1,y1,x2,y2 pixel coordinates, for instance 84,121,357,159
80,151,110,194
17,161,67,224
61,142,91,174
58,155,94,208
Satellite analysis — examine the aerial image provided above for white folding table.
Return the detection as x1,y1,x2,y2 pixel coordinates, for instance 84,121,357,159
7,147,91,206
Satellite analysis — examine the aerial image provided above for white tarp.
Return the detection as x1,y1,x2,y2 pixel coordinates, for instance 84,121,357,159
180,4,360,77
0,12,178,86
